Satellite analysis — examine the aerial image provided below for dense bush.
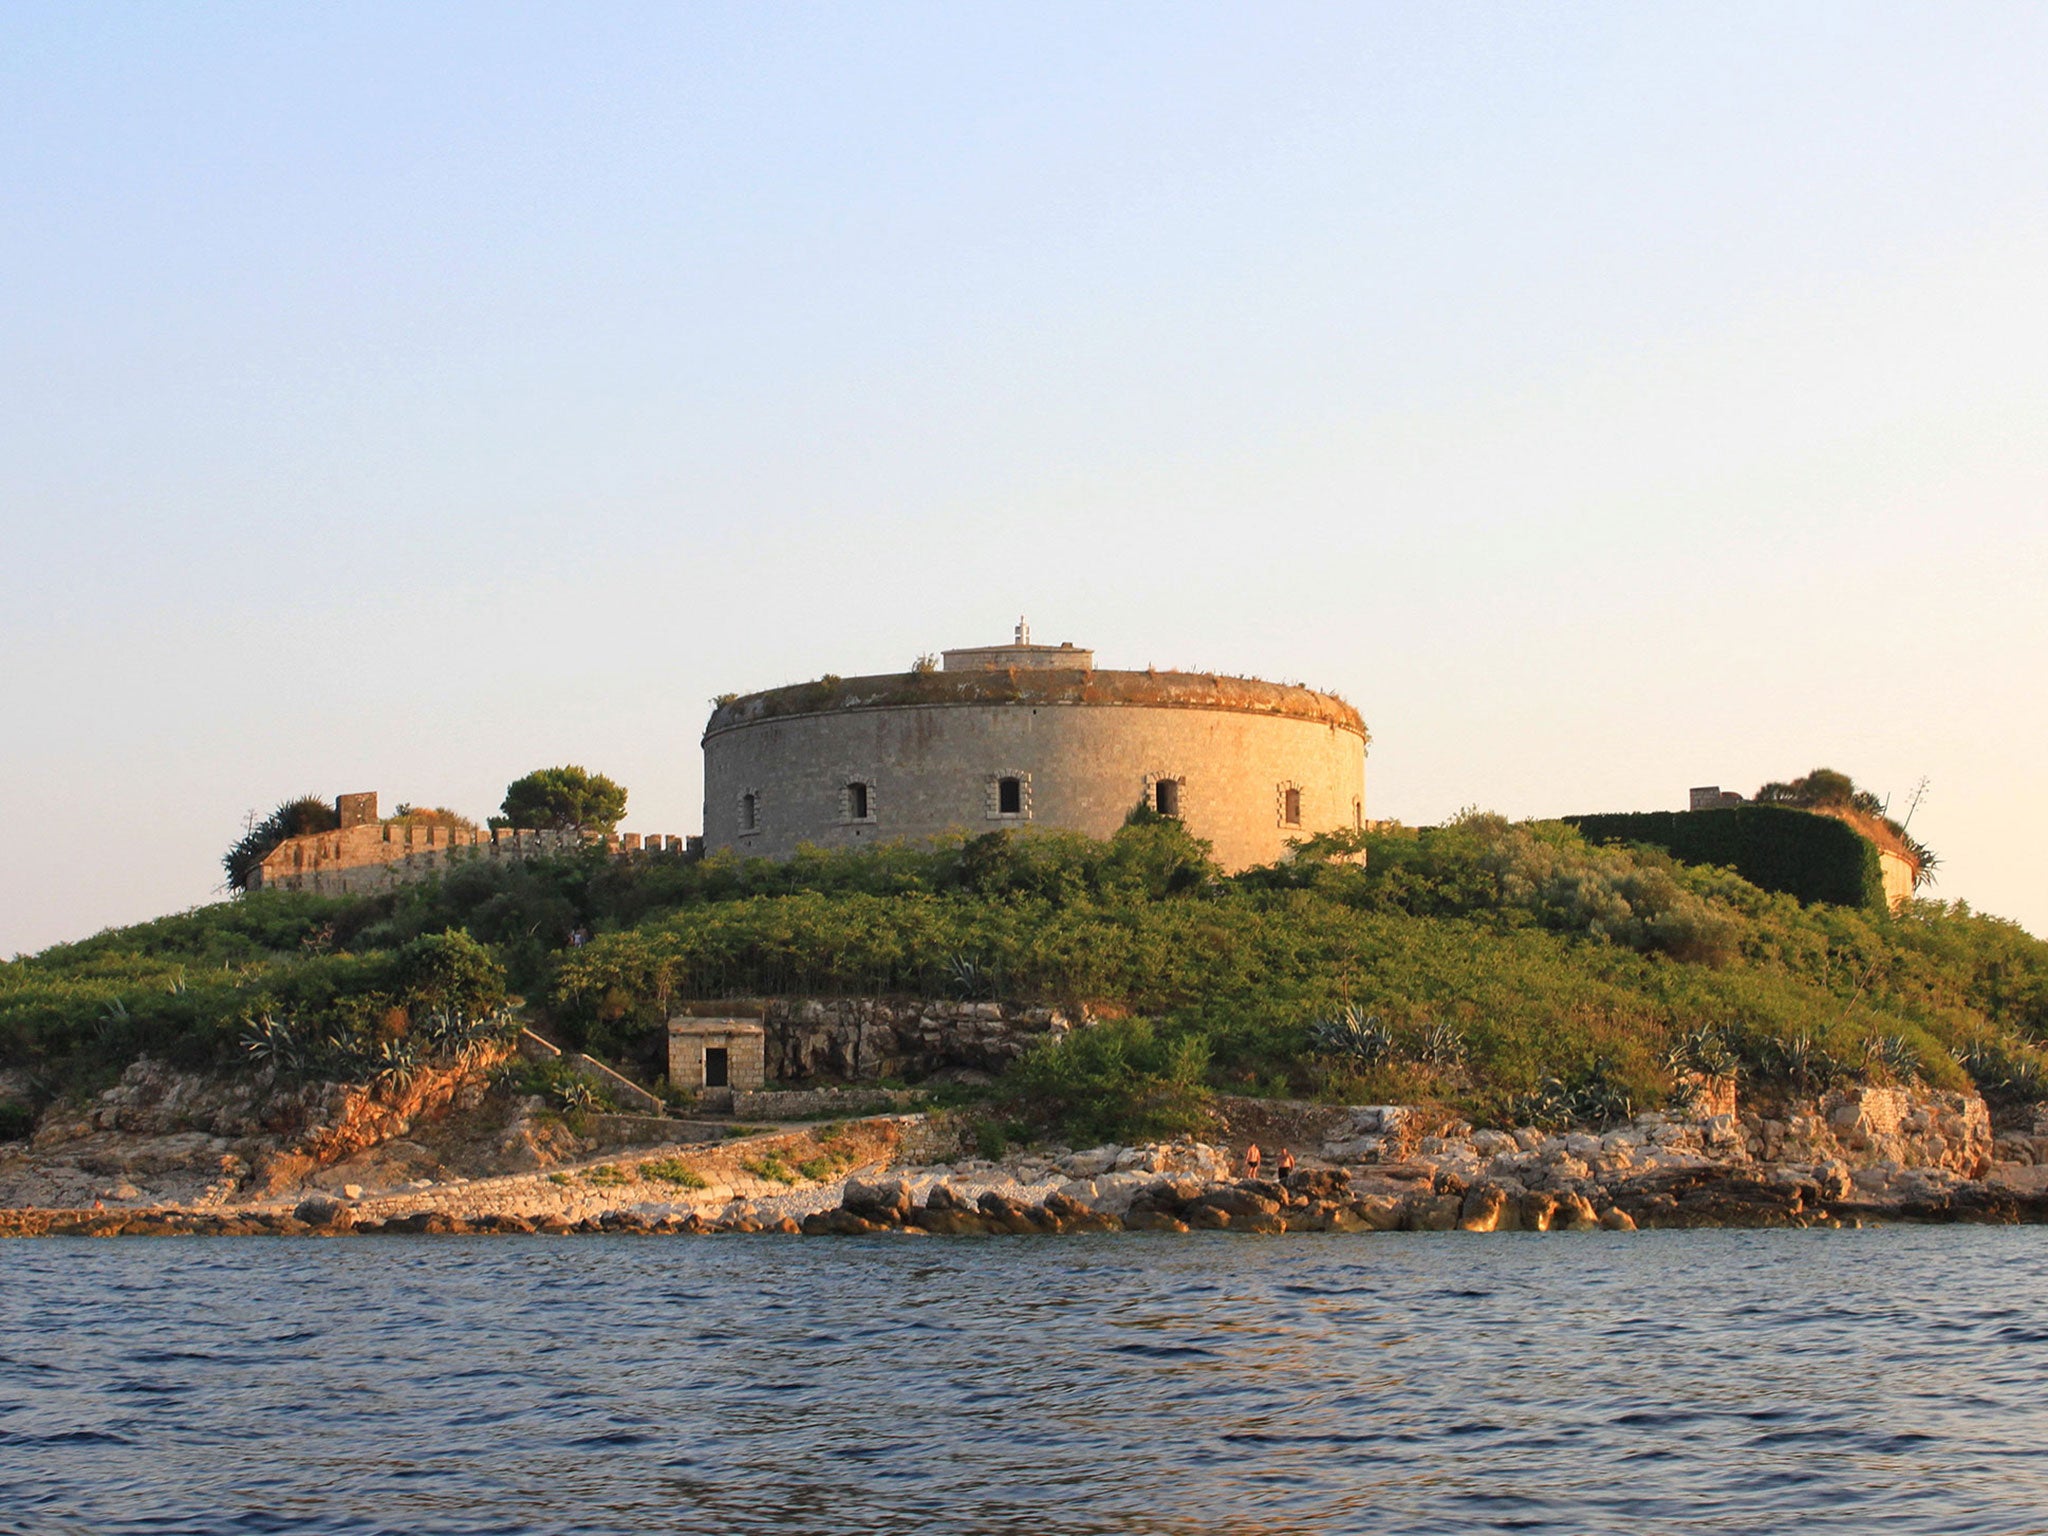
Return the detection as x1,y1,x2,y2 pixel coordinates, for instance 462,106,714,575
1003,1017,1212,1146
1568,805,1887,911
7,813,2048,1132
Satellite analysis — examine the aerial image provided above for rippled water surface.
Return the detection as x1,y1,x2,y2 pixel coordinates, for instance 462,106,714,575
4,1228,2047,1534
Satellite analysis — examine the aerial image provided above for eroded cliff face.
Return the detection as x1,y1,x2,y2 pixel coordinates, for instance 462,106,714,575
3,1050,521,1207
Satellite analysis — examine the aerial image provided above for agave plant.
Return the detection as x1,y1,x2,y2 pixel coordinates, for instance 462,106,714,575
553,1079,607,1115
1417,1020,1468,1069
1768,1031,1846,1093
1953,1039,2048,1101
1664,1026,1738,1080
90,997,133,1048
1508,1064,1636,1131
368,1037,426,1093
1306,1006,1394,1065
945,952,999,1002
239,1012,309,1076
1862,1033,1923,1085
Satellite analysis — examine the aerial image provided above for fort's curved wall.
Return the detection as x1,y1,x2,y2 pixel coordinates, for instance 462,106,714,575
701,668,1367,872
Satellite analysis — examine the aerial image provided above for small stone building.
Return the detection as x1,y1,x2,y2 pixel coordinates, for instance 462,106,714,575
667,1018,766,1092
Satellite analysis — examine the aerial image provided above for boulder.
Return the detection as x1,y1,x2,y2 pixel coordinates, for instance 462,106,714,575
1404,1193,1463,1231
1282,1167,1353,1203
1553,1191,1601,1231
841,1177,914,1224
1058,1147,1121,1178
1121,1209,1191,1233
1042,1191,1118,1233
914,1206,992,1236
976,1191,1049,1234
801,1209,881,1236
1458,1182,1509,1233
1348,1195,1404,1231
292,1193,354,1232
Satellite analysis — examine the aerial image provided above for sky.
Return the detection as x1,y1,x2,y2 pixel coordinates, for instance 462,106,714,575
2,3,2044,955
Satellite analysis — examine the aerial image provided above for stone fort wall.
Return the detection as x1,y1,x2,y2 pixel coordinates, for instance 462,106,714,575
253,817,696,897
702,669,1368,873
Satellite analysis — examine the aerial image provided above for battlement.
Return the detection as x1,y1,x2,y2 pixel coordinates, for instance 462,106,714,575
251,805,700,897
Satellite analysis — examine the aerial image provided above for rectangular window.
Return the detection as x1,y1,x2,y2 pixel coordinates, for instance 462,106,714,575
998,777,1022,815
741,793,757,832
1283,787,1302,826
848,782,869,820
1155,778,1181,817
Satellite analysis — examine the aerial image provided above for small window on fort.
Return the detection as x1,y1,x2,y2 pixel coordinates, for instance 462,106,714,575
1353,798,1363,830
847,782,870,820
740,792,758,832
998,777,1023,815
1283,787,1302,826
1155,778,1181,817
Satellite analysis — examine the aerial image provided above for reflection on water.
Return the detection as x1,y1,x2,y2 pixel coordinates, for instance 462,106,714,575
2,1229,2046,1534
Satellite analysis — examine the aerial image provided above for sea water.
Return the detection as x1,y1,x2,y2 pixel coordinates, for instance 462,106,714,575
3,1227,2045,1535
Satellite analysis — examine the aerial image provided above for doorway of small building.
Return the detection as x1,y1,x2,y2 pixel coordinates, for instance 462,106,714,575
704,1047,730,1089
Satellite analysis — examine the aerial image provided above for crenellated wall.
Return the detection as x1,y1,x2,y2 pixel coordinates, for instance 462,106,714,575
251,820,700,896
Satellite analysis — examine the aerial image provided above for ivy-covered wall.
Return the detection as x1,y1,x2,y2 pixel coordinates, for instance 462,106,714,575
1566,805,1888,912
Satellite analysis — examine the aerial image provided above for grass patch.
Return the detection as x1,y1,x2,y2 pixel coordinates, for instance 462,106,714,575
585,1164,630,1188
641,1157,709,1189
740,1153,798,1185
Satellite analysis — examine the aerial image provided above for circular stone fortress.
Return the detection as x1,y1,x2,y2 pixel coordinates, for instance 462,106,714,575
702,624,1367,872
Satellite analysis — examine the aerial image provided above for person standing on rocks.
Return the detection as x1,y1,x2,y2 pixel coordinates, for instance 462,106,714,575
1276,1147,1296,1182
1243,1143,1262,1180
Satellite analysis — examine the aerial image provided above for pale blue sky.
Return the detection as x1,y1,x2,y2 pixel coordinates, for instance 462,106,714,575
3,4,2044,953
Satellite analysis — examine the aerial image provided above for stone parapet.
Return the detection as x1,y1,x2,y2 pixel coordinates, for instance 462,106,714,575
251,822,697,897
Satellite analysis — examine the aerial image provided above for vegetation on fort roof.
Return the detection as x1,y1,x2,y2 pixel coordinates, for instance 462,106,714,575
222,796,340,893
1755,766,1938,881
1575,769,1938,913
7,808,2047,1145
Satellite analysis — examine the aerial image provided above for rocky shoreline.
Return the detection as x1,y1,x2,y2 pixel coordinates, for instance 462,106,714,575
10,1056,2048,1239
11,1110,2048,1238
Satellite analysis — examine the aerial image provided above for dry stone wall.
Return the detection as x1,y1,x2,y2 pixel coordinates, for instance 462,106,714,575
756,997,1083,1083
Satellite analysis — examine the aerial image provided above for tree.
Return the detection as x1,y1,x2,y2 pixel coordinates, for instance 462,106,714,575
224,796,340,892
1754,768,1855,810
498,766,628,834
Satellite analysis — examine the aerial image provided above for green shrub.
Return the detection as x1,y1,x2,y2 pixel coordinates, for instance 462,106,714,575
642,1158,708,1189
741,1153,798,1184
1005,1018,1212,1145
970,1117,1010,1160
